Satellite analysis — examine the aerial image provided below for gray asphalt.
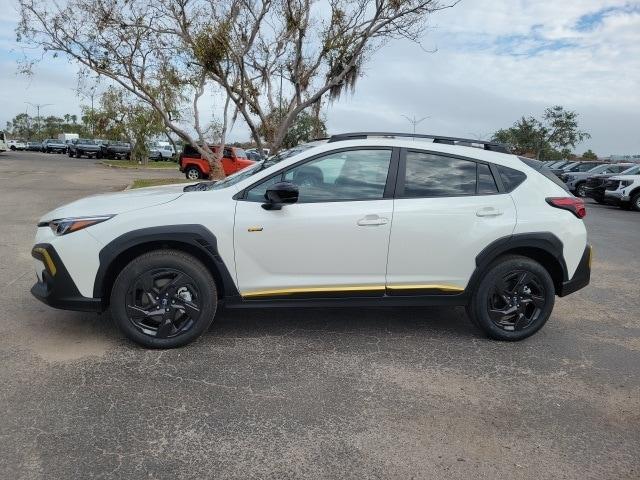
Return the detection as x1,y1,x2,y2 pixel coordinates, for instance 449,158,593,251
1,151,638,479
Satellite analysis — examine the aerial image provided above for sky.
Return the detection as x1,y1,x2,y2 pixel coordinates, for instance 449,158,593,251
1,0,639,156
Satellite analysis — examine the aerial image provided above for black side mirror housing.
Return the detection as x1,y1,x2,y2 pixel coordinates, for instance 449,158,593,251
262,182,299,210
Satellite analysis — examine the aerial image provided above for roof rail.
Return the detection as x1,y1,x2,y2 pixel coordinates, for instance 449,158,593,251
327,132,511,154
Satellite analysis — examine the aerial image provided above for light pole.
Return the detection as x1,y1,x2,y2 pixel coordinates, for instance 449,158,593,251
25,102,53,138
401,114,430,136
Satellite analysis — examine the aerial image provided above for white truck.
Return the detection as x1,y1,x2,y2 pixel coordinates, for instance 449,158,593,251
58,133,79,142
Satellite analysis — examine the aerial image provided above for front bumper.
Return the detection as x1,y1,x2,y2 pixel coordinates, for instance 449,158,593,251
31,244,103,312
557,244,591,297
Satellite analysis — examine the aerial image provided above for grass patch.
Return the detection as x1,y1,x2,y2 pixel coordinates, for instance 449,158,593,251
131,178,192,189
102,159,178,169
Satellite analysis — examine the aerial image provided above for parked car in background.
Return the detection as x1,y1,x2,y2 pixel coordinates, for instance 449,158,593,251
25,141,42,151
42,138,68,153
67,138,102,158
584,164,640,204
8,140,26,151
552,161,605,177
149,144,175,161
179,145,255,179
564,163,634,197
604,173,640,211
245,149,264,162
101,141,131,159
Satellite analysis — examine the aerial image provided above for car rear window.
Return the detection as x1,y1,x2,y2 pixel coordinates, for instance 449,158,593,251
497,165,527,192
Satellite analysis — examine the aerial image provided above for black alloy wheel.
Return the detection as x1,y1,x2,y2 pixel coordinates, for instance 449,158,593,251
467,255,555,341
126,268,202,339
487,270,546,332
111,250,218,348
576,183,587,198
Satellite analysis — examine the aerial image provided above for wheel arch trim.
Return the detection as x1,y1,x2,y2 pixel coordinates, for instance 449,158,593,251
93,225,239,305
468,232,568,294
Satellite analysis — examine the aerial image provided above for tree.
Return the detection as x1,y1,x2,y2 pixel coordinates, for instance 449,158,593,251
582,149,598,160
87,87,168,163
492,106,591,159
5,112,87,139
258,108,327,150
17,0,457,176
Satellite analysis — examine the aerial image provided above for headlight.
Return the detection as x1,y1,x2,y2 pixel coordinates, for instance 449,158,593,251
565,175,575,182
39,215,114,236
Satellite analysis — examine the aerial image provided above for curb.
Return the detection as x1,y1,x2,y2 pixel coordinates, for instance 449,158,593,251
98,161,177,171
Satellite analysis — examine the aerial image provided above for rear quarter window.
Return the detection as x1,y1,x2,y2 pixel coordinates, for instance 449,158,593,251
517,156,568,192
497,165,527,192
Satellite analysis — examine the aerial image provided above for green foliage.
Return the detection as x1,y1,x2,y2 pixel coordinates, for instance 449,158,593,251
5,112,87,140
492,106,591,160
582,149,598,160
258,108,327,150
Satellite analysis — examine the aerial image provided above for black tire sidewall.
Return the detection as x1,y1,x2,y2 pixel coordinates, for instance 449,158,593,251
110,250,218,348
471,256,555,341
631,193,640,212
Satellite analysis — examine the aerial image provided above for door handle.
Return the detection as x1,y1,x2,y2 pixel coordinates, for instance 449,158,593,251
357,215,388,226
476,207,503,217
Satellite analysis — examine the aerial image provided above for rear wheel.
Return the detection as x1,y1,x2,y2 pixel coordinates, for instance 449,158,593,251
467,255,555,341
185,166,202,180
110,250,218,348
631,192,640,212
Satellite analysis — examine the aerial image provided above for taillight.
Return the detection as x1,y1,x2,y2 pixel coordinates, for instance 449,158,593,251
546,197,586,219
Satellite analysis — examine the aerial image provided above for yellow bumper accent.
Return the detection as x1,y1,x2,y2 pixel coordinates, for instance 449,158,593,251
33,247,57,276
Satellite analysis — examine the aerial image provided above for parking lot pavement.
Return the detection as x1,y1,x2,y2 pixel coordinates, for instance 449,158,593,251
1,152,638,479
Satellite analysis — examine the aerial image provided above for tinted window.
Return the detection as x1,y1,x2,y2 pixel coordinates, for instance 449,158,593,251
498,165,527,192
245,175,282,202
282,149,392,202
234,148,247,158
403,152,476,197
477,163,499,194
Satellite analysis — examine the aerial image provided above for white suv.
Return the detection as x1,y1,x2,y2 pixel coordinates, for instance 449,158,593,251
31,133,591,348
604,174,640,211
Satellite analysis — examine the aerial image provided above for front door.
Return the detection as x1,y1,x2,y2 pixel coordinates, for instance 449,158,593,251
386,149,517,294
233,148,396,298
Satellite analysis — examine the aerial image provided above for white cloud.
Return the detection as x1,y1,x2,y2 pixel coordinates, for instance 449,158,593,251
1,0,639,155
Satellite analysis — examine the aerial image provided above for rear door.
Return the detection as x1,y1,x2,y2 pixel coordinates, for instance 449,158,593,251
385,149,517,294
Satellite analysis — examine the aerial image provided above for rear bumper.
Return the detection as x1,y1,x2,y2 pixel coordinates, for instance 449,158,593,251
31,244,103,312
557,244,591,297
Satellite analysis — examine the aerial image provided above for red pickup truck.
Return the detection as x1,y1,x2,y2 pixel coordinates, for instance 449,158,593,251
179,145,255,179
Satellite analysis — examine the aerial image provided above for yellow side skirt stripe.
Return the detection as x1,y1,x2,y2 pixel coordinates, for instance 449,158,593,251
241,284,463,298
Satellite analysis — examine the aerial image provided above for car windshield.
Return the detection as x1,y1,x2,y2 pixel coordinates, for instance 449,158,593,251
208,162,265,190
587,164,610,174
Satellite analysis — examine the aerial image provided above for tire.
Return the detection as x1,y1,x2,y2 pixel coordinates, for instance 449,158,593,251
185,167,202,180
110,249,218,348
575,182,587,198
466,255,555,341
68,149,73,157
630,192,640,212
76,150,82,158
10,146,16,151
594,197,605,204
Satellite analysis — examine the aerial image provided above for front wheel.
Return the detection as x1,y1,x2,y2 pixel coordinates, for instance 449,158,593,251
185,166,202,180
630,192,640,212
575,183,587,198
467,255,555,341
10,146,16,151
110,250,218,348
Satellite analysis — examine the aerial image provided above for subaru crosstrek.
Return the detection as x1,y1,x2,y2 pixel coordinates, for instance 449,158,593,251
31,133,591,348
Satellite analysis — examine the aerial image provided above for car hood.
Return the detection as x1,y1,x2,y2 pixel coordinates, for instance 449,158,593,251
40,184,187,221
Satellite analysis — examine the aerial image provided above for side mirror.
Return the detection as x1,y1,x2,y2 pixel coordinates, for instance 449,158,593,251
262,182,299,210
